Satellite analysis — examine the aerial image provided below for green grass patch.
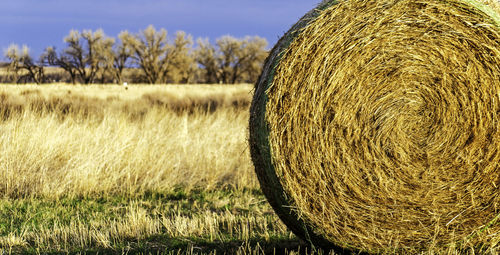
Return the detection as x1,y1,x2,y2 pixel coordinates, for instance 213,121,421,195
0,189,320,254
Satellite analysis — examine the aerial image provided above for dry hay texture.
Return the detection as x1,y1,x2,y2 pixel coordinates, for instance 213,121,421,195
249,0,500,253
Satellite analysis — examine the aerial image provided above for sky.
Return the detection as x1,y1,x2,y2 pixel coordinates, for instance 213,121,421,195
0,0,318,58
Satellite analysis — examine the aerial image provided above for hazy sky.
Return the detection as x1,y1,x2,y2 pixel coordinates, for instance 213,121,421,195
0,0,318,57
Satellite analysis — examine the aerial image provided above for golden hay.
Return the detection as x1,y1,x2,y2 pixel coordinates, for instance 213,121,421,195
249,0,500,253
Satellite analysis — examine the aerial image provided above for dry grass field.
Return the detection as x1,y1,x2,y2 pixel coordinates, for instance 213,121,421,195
0,84,322,254
0,84,256,198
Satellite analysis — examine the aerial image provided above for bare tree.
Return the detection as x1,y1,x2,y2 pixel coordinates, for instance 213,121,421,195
164,31,195,84
4,44,46,84
95,31,134,84
4,44,21,83
121,25,169,84
121,25,195,84
217,36,241,84
194,38,219,83
44,46,77,84
46,29,114,84
194,36,268,84
111,31,133,84
234,36,268,84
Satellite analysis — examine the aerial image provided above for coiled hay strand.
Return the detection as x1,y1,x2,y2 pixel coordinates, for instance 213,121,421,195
249,0,500,253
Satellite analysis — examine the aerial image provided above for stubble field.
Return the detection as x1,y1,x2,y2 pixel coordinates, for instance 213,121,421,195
0,84,321,254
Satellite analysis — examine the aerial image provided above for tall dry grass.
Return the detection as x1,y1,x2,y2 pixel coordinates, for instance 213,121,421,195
0,84,257,199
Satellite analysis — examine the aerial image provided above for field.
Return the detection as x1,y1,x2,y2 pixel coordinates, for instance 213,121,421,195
0,84,325,254
0,84,496,254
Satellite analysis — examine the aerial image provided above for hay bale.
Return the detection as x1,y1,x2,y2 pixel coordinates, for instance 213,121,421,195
249,0,500,253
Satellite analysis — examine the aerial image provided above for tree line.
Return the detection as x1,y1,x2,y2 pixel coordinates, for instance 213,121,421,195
1,25,269,85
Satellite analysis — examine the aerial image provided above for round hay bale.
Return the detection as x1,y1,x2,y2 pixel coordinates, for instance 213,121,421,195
249,0,500,253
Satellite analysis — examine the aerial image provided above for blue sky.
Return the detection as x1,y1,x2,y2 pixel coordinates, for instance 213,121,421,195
0,0,318,57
